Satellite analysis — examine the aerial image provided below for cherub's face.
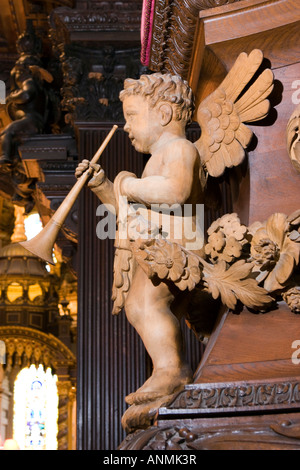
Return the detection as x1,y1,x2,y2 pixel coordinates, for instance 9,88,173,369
123,95,162,154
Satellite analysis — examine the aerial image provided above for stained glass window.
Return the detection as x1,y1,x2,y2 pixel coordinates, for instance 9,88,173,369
13,365,58,450
24,213,43,240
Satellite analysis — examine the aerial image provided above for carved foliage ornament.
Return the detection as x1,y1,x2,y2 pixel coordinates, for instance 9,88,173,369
50,4,143,32
133,208,300,316
120,416,300,450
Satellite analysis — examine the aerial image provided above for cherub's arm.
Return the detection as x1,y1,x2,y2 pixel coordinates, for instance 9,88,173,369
75,160,117,213
90,172,117,214
121,142,197,206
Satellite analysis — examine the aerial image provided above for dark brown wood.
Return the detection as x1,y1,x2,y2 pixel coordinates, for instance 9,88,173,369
238,63,300,225
121,411,300,450
195,303,300,383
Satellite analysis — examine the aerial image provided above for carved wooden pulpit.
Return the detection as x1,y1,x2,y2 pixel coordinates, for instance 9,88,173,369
119,0,300,450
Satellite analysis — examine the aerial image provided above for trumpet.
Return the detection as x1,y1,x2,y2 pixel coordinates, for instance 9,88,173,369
20,125,118,264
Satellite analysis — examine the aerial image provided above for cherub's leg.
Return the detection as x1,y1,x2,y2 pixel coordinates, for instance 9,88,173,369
124,265,192,404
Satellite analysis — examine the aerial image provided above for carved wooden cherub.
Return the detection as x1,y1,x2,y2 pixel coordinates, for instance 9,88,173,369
0,56,53,165
76,49,274,406
77,73,201,404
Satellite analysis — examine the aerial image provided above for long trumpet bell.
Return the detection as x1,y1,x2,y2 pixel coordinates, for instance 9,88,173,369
19,125,118,265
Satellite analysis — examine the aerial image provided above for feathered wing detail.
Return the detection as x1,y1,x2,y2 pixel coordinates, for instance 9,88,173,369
194,49,274,178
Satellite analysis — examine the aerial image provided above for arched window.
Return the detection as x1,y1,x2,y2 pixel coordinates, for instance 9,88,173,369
13,365,58,450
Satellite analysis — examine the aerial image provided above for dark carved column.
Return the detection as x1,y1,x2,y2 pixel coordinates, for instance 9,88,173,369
76,123,150,450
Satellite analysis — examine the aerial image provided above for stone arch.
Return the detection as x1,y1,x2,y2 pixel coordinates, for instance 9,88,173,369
0,325,76,449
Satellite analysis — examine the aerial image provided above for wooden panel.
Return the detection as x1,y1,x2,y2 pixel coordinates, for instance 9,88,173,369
195,303,300,383
201,0,299,50
230,64,300,224
246,64,300,224
190,0,300,106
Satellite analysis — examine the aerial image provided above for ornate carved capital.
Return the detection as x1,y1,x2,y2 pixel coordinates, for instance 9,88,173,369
145,0,242,77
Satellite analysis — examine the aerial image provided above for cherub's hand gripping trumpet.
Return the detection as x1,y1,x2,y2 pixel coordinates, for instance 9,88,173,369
19,125,118,264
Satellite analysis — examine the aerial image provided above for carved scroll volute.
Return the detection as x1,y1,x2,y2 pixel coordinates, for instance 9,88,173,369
287,104,300,173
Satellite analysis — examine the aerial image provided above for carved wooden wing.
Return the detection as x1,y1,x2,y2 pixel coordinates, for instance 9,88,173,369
194,49,274,177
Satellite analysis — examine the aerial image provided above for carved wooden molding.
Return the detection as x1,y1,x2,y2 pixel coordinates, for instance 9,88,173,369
146,0,242,77
119,412,300,449
120,378,300,449
160,379,300,415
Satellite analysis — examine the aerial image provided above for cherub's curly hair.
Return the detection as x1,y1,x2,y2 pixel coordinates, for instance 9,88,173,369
120,72,194,124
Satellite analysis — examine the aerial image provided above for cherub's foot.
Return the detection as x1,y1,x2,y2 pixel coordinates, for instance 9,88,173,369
125,365,193,406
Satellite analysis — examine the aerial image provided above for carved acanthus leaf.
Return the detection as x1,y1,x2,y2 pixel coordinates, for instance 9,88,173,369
131,207,300,315
201,258,272,310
